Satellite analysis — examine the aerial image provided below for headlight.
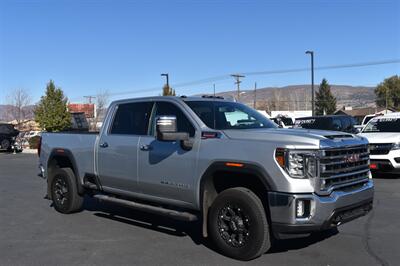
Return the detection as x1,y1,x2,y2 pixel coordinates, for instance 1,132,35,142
275,149,318,179
392,143,400,150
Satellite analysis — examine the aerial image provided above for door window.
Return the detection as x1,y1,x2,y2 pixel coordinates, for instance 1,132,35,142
154,102,195,137
110,102,153,135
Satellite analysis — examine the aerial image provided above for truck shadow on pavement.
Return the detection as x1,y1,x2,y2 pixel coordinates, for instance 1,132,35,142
81,196,338,255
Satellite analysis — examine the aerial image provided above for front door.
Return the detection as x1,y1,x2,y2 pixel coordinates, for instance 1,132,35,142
138,101,199,205
97,101,154,193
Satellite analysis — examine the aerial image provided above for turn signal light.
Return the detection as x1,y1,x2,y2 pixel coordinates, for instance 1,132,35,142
225,162,244,168
275,148,285,168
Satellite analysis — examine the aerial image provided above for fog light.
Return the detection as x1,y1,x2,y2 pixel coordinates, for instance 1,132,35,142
296,199,311,218
296,200,304,217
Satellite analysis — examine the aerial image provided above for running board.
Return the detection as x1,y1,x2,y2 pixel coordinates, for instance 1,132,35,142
93,194,198,222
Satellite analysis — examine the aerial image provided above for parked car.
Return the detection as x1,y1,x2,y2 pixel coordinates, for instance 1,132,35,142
0,123,19,151
271,115,294,128
354,114,383,132
359,112,400,174
294,115,358,133
25,131,41,139
38,96,373,260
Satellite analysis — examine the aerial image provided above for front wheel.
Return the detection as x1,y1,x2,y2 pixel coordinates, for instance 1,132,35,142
50,167,84,214
208,187,271,261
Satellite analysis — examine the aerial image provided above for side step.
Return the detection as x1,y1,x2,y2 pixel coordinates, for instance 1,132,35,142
93,194,198,222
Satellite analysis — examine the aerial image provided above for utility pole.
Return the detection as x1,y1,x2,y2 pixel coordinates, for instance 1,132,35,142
84,96,96,104
305,51,315,116
253,82,257,109
213,84,216,97
386,86,388,114
161,73,169,87
231,74,245,101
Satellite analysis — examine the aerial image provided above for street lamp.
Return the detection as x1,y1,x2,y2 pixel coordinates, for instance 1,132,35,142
305,51,315,116
161,73,169,87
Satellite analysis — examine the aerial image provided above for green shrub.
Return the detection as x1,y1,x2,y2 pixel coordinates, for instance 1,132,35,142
29,136,40,149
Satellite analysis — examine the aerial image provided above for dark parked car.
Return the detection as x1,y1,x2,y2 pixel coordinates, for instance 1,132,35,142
0,123,19,151
294,115,358,133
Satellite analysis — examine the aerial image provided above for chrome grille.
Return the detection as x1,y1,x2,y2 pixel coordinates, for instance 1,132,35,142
369,143,392,155
318,145,370,194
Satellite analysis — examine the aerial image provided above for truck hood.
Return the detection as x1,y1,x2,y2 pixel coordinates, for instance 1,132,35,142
222,128,366,149
358,132,400,144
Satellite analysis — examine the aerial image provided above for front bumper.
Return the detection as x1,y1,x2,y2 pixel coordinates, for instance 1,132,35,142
370,149,400,173
268,180,374,235
370,159,400,174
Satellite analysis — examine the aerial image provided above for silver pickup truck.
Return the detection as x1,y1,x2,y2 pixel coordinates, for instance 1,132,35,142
38,96,374,260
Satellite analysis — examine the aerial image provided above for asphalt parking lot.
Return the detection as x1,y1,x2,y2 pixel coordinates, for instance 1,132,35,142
0,153,399,265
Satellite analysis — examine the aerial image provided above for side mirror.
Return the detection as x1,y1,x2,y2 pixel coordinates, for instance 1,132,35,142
156,116,189,142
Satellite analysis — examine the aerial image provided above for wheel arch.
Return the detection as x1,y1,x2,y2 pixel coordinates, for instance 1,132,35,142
199,161,276,237
47,148,84,197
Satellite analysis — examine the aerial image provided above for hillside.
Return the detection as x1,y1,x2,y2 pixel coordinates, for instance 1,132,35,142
0,105,35,122
213,85,376,111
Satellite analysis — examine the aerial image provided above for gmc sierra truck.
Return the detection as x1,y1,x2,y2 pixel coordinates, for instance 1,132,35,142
38,96,374,260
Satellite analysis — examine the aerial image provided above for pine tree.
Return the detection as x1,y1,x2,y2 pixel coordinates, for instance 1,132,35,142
34,80,71,132
162,84,176,96
315,78,337,115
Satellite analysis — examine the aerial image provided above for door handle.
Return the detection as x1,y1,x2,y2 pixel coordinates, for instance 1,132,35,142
140,144,152,151
99,142,108,148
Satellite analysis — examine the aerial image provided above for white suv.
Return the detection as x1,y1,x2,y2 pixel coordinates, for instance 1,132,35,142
359,112,400,174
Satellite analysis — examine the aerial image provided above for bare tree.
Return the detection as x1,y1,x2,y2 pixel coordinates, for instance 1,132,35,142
93,90,110,131
6,88,32,125
271,89,282,111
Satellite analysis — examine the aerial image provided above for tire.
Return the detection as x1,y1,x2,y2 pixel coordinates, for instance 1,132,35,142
50,167,84,214
1,139,10,150
208,187,271,261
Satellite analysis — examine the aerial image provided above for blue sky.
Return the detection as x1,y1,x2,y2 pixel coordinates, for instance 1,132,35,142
0,0,399,104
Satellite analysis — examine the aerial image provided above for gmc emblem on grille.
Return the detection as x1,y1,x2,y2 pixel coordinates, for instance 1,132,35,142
345,154,360,163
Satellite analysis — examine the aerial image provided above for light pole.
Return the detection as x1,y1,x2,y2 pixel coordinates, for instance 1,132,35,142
305,51,315,116
161,73,169,88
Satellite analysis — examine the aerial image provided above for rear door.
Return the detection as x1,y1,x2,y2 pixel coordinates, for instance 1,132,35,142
97,101,154,193
137,101,199,205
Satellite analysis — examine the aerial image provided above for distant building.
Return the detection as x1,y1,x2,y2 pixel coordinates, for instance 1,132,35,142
334,107,396,123
68,103,95,118
9,119,40,131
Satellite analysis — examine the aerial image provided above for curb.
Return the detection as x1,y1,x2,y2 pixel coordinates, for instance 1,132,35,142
22,149,37,154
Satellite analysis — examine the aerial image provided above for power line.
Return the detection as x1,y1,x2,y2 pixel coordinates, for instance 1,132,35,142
83,95,96,103
71,58,400,101
242,59,400,76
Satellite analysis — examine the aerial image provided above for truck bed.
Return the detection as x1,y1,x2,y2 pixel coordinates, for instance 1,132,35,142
40,132,98,179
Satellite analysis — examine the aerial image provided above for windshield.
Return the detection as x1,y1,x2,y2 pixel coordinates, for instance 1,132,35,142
185,101,277,130
362,117,400,133
294,117,332,130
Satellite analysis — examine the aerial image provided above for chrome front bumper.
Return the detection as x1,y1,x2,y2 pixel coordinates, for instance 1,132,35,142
268,180,374,235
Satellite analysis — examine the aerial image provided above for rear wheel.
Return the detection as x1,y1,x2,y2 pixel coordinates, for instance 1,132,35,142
1,139,10,150
50,168,83,214
208,187,271,260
